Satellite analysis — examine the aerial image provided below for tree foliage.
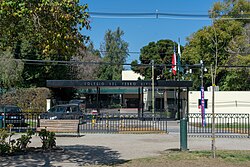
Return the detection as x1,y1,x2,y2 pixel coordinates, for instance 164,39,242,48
183,0,250,90
0,0,90,56
210,0,250,23
98,27,129,80
0,87,51,112
131,39,181,80
0,0,90,87
71,43,101,80
0,49,24,89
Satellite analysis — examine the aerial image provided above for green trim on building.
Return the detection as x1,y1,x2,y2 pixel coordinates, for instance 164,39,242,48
78,88,139,94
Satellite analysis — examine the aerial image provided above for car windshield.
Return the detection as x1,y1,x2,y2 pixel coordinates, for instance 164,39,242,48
69,100,85,104
57,106,67,113
49,106,66,113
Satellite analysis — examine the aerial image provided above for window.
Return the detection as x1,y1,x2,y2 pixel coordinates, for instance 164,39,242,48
71,106,78,112
198,99,208,109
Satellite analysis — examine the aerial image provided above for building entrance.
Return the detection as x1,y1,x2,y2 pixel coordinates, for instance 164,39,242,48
47,80,192,133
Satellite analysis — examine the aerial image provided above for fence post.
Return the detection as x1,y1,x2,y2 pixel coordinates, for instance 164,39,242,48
248,114,250,138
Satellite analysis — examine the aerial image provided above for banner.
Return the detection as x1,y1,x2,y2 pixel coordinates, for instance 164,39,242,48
201,86,206,127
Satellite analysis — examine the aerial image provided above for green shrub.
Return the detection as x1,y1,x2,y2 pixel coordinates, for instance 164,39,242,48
0,129,11,155
0,129,35,155
15,129,34,152
109,104,122,108
39,129,56,150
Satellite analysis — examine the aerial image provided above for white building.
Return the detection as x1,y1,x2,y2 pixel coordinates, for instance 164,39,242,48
189,91,250,114
122,70,145,80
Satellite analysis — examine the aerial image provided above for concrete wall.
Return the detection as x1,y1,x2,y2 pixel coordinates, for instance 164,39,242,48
189,91,250,114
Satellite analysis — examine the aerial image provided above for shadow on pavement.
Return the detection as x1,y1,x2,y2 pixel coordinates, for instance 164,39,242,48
0,145,128,167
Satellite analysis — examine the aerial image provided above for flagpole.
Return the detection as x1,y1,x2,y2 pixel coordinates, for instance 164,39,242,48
177,39,180,120
177,38,180,81
151,60,155,122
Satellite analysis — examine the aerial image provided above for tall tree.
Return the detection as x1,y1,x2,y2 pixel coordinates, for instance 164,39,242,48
98,27,129,80
71,43,101,80
0,0,90,87
210,0,250,24
183,0,250,90
131,39,181,80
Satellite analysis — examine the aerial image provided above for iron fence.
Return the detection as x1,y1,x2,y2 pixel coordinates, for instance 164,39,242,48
188,113,250,137
0,112,40,132
2,112,250,136
79,113,168,133
0,112,169,134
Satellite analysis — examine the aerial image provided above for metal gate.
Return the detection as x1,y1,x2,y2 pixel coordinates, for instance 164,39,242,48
79,113,168,134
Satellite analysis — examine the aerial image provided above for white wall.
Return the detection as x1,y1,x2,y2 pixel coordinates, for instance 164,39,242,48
122,70,144,80
189,91,250,114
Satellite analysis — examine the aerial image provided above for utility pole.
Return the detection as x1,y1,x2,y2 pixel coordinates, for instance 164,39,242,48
151,60,155,121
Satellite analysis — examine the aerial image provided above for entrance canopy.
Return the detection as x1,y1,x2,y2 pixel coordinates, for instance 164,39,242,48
47,80,193,120
46,80,193,88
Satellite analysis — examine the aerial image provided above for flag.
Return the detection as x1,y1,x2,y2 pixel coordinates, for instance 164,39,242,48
178,39,181,59
177,39,184,73
201,86,206,127
172,51,177,75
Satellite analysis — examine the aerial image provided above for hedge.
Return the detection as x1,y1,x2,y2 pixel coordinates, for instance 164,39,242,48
0,88,51,113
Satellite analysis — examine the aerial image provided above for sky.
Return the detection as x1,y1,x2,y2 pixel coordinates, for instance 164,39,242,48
80,0,220,63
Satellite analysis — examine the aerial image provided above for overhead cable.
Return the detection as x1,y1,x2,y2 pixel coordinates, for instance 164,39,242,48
88,11,250,20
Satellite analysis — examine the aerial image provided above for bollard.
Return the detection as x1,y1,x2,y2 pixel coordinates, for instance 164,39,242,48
180,118,188,151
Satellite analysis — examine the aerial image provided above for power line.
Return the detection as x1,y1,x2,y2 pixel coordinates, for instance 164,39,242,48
218,65,250,68
2,57,250,71
9,58,250,69
88,11,250,20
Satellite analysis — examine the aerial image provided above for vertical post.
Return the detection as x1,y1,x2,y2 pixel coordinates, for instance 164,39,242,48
180,118,188,150
142,87,144,118
200,60,205,127
178,88,181,120
96,87,100,114
248,114,250,138
152,60,155,121
177,42,181,120
46,99,51,112
180,87,188,151
138,87,141,117
211,64,216,158
187,87,189,121
180,87,189,150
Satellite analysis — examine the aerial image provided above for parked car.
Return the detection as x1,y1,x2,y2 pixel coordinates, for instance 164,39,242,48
0,105,25,127
40,104,84,120
69,99,86,112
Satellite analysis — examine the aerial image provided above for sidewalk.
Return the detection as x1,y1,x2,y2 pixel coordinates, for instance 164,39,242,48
1,133,250,167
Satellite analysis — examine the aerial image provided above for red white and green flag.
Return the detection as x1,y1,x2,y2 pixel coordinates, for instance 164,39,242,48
172,51,177,75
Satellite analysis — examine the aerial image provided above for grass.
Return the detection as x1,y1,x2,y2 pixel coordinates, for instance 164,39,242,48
191,150,250,162
118,150,250,167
